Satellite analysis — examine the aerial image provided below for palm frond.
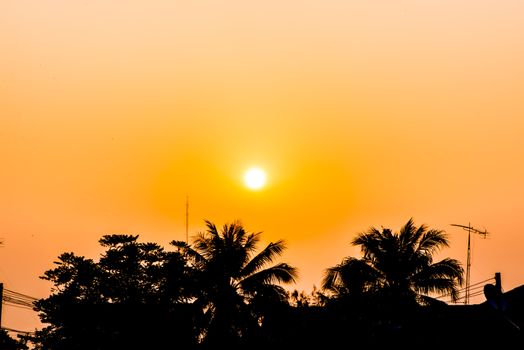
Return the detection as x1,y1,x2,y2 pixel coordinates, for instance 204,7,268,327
322,266,341,292
398,217,418,247
240,263,297,291
412,258,463,301
248,285,291,312
352,227,383,258
242,231,261,254
322,257,381,295
420,258,464,284
240,240,286,278
170,240,207,267
412,221,428,242
204,220,219,236
221,220,247,245
416,278,461,302
417,229,449,255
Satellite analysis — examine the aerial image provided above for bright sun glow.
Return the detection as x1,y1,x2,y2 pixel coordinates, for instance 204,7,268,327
244,167,267,190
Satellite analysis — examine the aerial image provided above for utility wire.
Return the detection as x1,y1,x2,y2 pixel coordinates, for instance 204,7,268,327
2,303,34,310
4,289,38,301
2,288,38,310
1,288,39,336
435,276,495,300
1,326,35,336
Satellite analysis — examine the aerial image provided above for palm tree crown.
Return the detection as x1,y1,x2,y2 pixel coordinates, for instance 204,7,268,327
172,220,297,345
323,218,464,305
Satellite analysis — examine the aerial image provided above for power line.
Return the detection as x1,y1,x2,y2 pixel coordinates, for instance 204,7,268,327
1,326,35,336
436,276,495,300
4,289,38,302
2,288,38,309
2,303,34,310
3,300,34,309
0,285,38,337
436,275,496,304
0,285,39,339
1,286,39,324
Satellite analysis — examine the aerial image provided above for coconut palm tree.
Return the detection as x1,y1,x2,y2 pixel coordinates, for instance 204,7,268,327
171,220,298,347
322,218,464,306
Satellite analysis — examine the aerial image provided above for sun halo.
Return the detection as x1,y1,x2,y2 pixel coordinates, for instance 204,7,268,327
244,167,267,190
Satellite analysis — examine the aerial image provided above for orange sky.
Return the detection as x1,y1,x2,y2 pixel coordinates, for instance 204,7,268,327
2,0,524,332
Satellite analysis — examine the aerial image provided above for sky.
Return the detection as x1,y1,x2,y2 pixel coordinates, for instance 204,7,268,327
2,0,524,332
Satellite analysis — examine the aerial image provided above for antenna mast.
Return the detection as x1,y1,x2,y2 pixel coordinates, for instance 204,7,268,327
185,195,189,244
450,223,489,305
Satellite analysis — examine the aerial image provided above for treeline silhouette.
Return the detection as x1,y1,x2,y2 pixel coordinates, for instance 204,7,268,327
6,218,524,349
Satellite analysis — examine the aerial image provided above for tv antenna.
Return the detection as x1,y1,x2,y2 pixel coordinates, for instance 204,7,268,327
185,195,189,244
450,223,489,305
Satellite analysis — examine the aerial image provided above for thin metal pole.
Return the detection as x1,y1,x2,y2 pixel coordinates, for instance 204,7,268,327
450,222,488,305
465,225,471,305
185,195,189,244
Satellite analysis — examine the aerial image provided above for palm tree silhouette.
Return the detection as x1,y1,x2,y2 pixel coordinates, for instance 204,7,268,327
172,220,297,347
323,218,464,306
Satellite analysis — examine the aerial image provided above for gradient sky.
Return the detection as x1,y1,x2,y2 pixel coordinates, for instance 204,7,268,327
2,0,524,331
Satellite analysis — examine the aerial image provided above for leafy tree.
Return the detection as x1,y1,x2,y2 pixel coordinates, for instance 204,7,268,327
31,234,200,350
172,220,298,347
97,235,166,303
322,218,464,306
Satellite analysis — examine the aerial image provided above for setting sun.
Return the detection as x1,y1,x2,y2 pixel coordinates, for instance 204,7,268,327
244,167,267,190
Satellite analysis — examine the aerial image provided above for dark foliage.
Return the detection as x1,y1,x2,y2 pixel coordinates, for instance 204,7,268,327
25,220,524,349
0,329,28,350
31,234,200,349
30,222,297,349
